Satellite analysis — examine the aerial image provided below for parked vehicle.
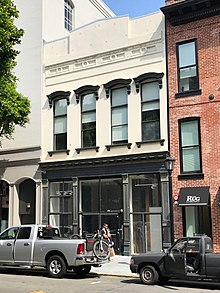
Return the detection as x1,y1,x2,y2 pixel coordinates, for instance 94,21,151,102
130,235,220,285
0,225,105,278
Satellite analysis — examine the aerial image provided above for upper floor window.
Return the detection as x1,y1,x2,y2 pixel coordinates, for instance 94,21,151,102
111,87,128,144
177,40,199,94
179,118,202,174
141,81,160,141
81,93,96,147
54,99,67,150
64,0,74,31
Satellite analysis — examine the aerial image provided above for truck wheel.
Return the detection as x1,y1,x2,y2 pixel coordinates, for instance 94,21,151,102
73,265,91,276
47,255,66,278
140,265,159,285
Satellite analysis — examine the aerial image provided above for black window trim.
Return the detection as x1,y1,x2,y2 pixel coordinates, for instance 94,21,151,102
179,116,203,175
176,38,201,97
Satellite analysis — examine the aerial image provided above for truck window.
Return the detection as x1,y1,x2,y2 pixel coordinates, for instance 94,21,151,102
186,239,200,253
0,227,19,240
37,226,60,238
17,227,31,239
204,237,213,253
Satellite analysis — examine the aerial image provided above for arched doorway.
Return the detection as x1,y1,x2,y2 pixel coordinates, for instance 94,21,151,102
19,179,36,224
0,180,9,231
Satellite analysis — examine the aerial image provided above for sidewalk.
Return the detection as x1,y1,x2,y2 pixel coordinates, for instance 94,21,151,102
91,255,137,277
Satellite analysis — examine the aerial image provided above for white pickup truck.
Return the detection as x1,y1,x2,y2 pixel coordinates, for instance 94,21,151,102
0,224,103,278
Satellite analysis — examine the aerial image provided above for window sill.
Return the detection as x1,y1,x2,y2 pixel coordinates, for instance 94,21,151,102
48,149,70,157
178,173,204,180
136,139,165,148
175,89,202,99
105,143,132,151
75,146,100,154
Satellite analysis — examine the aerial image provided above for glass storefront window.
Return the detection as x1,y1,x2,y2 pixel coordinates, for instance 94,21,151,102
49,181,73,236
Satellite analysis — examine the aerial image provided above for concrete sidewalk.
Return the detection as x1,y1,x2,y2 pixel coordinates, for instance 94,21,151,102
91,255,137,277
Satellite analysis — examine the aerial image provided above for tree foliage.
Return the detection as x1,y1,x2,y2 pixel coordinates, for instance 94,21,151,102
0,0,30,144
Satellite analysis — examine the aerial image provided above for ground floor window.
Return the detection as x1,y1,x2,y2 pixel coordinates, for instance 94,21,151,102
183,205,212,238
49,181,73,236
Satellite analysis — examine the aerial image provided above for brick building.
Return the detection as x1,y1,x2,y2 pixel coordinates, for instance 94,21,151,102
161,0,220,250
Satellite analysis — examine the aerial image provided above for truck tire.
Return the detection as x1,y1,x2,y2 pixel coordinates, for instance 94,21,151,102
47,255,66,278
140,265,159,285
73,265,91,276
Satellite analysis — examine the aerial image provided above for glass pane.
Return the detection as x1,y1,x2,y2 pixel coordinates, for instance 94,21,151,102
142,82,159,102
82,215,99,235
179,76,198,92
55,117,67,134
142,101,159,111
82,93,96,111
82,127,96,147
111,88,127,106
55,99,67,116
50,182,61,197
50,197,60,213
81,180,99,212
132,176,160,212
142,121,160,140
55,133,67,150
82,112,96,123
100,178,123,212
63,182,73,196
142,109,159,121
112,107,127,126
49,214,60,227
182,146,200,172
180,66,196,79
112,125,128,142
62,197,73,212
181,120,199,146
179,41,196,67
133,214,145,253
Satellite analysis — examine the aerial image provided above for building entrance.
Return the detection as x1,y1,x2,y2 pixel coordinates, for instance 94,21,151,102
80,178,123,254
0,180,9,232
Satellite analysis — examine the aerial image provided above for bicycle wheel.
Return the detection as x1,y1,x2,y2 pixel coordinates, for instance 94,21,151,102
93,240,110,260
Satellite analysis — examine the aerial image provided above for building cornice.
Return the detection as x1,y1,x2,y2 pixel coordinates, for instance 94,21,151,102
45,39,163,79
161,0,220,25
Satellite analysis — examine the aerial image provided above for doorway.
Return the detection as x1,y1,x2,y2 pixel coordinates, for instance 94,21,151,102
80,178,123,254
19,179,36,224
0,180,9,231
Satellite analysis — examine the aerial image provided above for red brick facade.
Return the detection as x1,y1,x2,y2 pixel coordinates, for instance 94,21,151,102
163,0,220,250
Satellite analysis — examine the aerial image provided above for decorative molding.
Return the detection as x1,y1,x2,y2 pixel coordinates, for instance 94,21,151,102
75,146,100,154
134,72,164,93
105,143,132,151
0,146,41,155
104,79,132,99
136,139,165,148
47,91,71,108
74,85,100,104
48,149,70,157
45,40,163,78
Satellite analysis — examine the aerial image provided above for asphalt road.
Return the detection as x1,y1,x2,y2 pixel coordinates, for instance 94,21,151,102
1,269,220,293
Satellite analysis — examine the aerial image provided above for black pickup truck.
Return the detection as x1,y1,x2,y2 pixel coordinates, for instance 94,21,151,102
130,235,220,285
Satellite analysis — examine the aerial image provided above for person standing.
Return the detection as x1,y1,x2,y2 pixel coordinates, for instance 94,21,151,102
101,223,115,260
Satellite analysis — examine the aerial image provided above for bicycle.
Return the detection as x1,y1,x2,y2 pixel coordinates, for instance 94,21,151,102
93,233,110,261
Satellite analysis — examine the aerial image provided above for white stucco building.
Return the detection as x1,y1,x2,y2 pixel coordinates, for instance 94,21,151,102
0,0,114,230
42,12,170,255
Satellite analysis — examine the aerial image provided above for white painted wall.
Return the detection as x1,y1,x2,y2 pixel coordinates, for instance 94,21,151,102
43,12,168,162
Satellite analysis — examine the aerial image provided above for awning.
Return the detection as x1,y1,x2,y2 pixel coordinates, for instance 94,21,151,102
178,186,210,206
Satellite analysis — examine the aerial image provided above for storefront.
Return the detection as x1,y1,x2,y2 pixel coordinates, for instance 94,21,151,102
178,186,212,238
41,151,171,255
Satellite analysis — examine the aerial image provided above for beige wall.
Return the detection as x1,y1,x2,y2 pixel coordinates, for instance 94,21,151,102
42,12,168,163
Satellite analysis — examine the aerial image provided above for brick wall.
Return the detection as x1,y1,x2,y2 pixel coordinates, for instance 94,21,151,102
166,13,220,250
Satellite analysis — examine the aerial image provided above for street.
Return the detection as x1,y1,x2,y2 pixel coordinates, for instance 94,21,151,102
1,269,220,293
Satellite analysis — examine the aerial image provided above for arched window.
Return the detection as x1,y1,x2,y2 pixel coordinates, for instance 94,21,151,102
64,0,74,31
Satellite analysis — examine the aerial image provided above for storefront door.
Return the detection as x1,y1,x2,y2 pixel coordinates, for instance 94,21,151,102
81,178,124,254
0,180,9,232
131,175,163,253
